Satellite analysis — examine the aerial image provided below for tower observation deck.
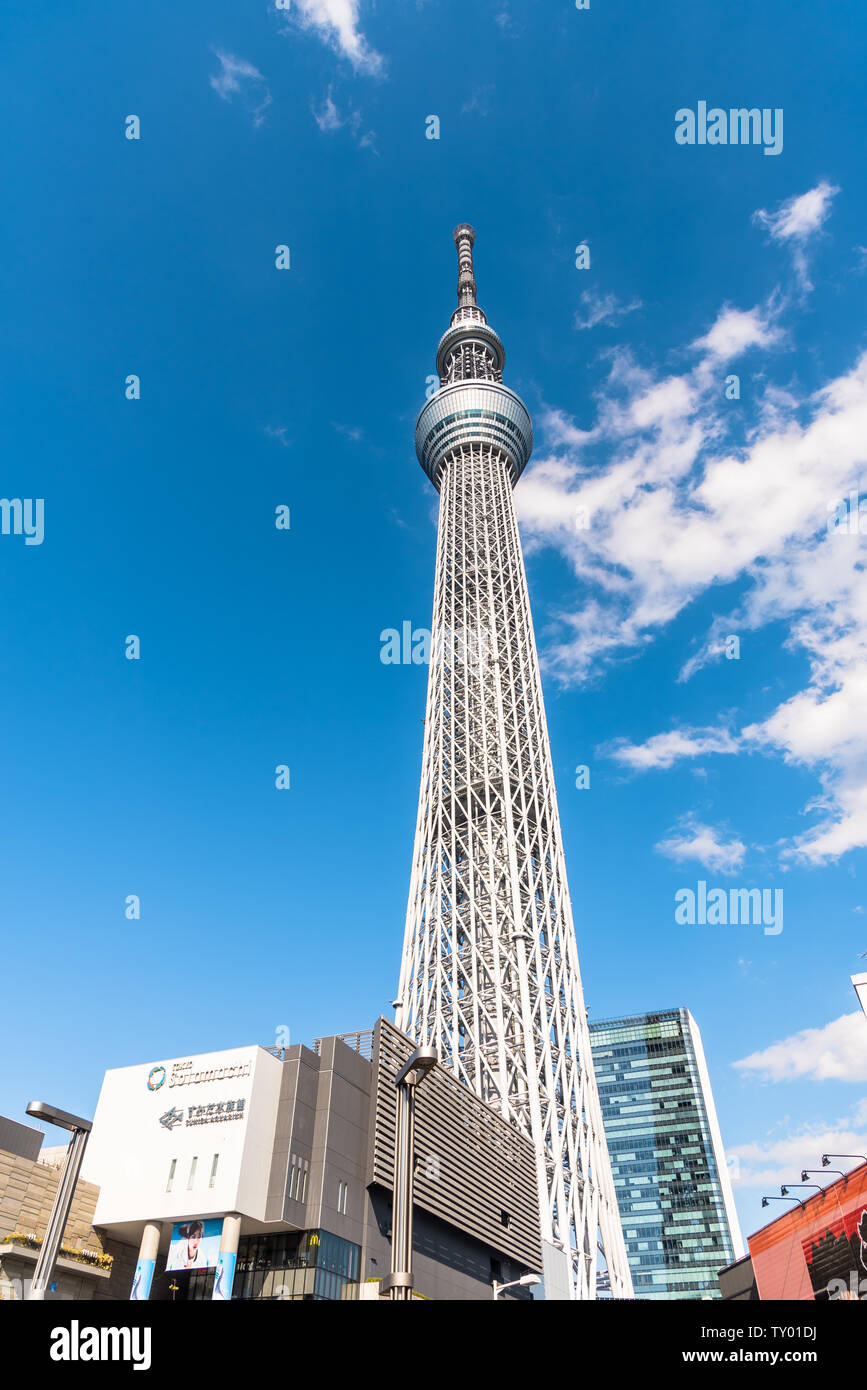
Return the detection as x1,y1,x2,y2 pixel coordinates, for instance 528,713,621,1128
396,226,633,1299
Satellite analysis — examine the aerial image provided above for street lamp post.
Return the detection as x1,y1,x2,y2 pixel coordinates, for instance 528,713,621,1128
381,1045,437,1302
807,1166,845,1183
25,1101,92,1302
761,1195,805,1212
493,1273,542,1300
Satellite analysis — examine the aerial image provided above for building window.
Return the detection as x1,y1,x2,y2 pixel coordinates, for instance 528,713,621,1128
209,1154,219,1189
337,1180,348,1214
166,1159,177,1193
289,1155,300,1200
288,1154,309,1202
500,1210,511,1229
187,1156,198,1191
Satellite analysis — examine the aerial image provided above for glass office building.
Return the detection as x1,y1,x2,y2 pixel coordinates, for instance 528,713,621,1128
589,1009,743,1300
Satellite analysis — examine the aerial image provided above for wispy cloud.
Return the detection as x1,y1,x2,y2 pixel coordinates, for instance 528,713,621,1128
332,421,363,441
462,84,494,117
656,815,746,874
209,50,272,127
538,408,597,451
753,179,840,290
728,1097,867,1189
312,87,344,131
574,289,642,331
283,0,385,76
264,425,291,448
311,86,377,150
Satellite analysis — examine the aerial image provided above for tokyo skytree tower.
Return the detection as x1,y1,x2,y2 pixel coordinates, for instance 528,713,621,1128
395,226,632,1299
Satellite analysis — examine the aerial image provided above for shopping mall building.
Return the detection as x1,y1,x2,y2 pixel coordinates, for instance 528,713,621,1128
70,1018,545,1301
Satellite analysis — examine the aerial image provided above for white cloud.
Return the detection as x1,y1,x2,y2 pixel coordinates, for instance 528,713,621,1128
210,50,272,127
734,1013,867,1083
607,727,739,770
755,180,840,243
629,376,694,428
574,289,642,331
312,87,344,131
286,0,385,75
753,180,840,290
264,425,290,448
461,85,494,117
517,192,867,863
538,408,597,452
310,85,376,148
692,304,780,360
728,1098,867,1189
656,816,746,874
332,421,363,441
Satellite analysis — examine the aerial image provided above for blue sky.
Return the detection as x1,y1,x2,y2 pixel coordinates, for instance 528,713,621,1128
1,0,866,1245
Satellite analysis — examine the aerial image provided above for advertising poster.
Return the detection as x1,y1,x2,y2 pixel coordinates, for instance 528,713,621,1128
212,1250,237,1301
130,1258,155,1301
166,1219,222,1272
802,1200,867,1297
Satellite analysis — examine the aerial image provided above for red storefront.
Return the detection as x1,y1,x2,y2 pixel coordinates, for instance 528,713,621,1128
748,1163,867,1300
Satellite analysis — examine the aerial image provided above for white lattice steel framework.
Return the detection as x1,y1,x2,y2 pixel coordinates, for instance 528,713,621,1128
395,226,633,1299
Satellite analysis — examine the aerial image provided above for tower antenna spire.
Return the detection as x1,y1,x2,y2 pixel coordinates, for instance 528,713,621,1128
453,223,478,308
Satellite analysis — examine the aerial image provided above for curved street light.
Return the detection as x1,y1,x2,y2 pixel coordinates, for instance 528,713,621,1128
381,1045,437,1302
24,1101,93,1302
762,1194,805,1212
493,1273,542,1300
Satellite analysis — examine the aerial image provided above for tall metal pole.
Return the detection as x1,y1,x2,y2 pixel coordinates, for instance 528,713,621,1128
390,1079,415,1302
28,1119,91,1301
383,1045,436,1302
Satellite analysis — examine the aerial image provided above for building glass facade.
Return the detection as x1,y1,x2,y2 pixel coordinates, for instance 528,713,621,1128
181,1230,360,1301
589,1008,739,1300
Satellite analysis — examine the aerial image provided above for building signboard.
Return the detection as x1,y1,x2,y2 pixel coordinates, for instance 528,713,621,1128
82,1045,283,1228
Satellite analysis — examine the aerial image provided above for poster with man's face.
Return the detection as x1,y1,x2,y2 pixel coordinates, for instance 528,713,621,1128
166,1219,222,1272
